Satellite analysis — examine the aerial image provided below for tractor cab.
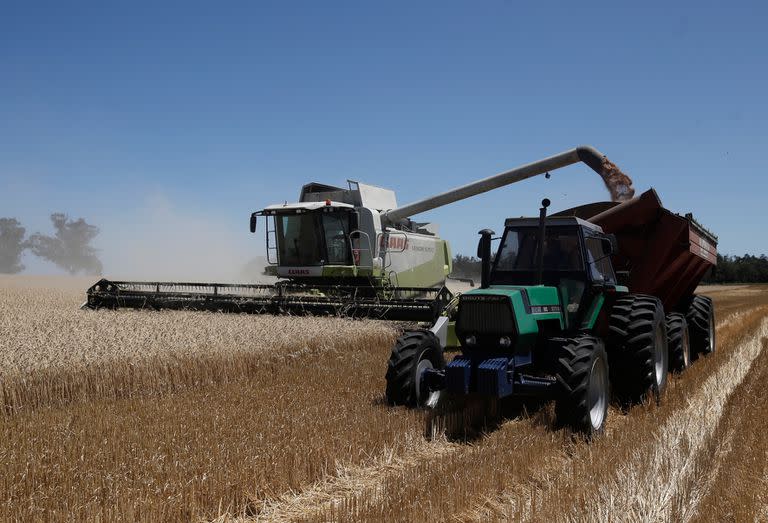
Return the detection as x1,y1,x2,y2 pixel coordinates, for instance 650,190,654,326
487,216,619,330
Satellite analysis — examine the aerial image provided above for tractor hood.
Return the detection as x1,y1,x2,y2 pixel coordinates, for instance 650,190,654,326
455,286,564,352
461,285,562,316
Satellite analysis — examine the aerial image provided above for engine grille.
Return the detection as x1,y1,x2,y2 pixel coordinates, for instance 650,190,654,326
456,294,516,336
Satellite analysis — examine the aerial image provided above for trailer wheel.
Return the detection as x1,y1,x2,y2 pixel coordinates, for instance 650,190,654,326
608,294,669,403
686,295,715,360
555,336,610,436
666,313,691,373
385,330,445,408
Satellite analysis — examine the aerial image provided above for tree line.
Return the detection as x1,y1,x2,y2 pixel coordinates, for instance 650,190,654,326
0,214,102,275
451,253,768,284
701,254,768,284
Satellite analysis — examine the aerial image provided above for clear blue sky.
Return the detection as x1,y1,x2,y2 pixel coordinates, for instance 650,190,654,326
2,1,767,275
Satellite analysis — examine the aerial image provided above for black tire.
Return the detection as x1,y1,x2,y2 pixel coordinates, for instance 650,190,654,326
385,330,445,408
608,294,669,403
666,313,691,373
555,336,610,436
686,295,715,360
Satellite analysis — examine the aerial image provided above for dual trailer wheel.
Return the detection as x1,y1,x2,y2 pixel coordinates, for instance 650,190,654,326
384,294,716,437
558,294,715,436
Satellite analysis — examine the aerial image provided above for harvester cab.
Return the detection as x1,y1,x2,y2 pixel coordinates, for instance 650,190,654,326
250,180,452,289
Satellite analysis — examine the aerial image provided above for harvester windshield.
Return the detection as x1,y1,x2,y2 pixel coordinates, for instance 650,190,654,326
276,210,352,266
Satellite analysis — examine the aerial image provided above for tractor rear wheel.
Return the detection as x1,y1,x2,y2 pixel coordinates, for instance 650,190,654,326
608,294,669,404
385,330,445,408
555,336,610,436
666,313,691,373
686,295,715,360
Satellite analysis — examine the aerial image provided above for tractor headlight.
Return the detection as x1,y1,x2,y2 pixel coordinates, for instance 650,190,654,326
465,335,477,347
499,336,512,348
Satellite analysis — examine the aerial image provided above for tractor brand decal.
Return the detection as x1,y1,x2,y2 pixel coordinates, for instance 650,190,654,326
531,305,561,314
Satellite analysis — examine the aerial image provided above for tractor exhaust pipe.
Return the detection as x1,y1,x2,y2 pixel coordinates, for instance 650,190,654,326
381,146,634,224
477,229,495,289
536,199,550,285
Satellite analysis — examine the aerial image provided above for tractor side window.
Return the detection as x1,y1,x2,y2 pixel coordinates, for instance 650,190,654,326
585,237,616,283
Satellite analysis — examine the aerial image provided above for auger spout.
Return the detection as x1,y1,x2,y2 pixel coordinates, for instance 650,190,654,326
381,145,634,224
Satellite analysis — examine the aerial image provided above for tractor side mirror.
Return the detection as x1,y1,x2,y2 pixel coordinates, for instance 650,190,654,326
602,234,617,255
477,229,495,289
601,238,613,255
250,214,258,233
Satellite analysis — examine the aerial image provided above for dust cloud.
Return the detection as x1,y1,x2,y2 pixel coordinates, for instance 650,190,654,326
97,194,273,283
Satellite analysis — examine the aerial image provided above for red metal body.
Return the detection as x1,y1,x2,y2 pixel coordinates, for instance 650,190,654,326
560,189,717,311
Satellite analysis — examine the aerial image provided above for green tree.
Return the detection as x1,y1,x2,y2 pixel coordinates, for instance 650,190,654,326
0,218,28,274
28,213,103,275
451,254,481,280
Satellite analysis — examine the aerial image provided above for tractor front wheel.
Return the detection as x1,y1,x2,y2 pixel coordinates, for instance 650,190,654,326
385,330,445,408
555,336,610,436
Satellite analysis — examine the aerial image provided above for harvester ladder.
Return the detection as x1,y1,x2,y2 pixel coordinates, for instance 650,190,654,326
266,215,279,265
349,229,373,274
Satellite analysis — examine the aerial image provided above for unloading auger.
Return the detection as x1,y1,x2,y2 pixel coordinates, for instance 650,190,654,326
83,146,632,321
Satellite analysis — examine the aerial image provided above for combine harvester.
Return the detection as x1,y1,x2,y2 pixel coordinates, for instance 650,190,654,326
385,189,717,435
84,146,634,321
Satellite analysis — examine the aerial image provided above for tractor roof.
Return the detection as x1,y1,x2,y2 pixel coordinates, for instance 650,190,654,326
504,216,604,233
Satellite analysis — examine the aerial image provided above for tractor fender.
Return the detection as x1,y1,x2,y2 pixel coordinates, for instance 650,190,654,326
430,316,450,349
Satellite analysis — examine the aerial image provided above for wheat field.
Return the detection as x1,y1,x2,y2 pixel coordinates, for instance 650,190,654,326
1,276,768,522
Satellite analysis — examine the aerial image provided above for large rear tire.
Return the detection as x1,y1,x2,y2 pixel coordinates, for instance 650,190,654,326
686,295,715,360
385,330,445,408
666,313,691,373
555,336,610,436
608,294,669,403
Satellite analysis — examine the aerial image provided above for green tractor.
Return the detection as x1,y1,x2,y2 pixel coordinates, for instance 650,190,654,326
385,193,717,436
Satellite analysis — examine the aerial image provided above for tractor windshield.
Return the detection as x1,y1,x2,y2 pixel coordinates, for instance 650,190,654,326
494,226,584,272
275,211,352,266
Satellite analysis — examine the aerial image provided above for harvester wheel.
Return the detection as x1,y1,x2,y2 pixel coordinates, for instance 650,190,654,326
686,295,715,360
666,313,691,373
555,336,610,436
385,330,445,408
608,294,669,404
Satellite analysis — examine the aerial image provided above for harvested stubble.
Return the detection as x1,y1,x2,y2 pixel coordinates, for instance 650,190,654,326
683,337,768,522
297,293,768,523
